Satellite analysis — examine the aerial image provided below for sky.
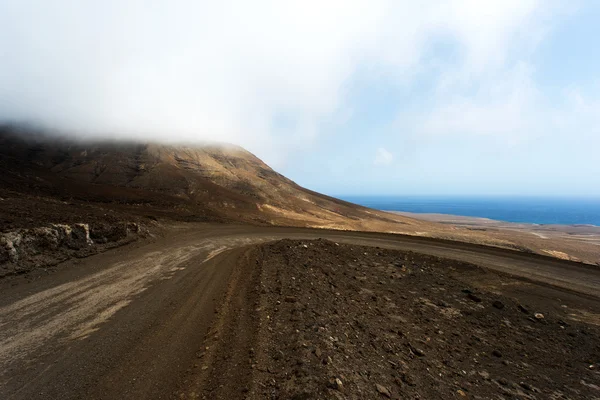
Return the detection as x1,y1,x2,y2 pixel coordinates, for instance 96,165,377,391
1,1,599,197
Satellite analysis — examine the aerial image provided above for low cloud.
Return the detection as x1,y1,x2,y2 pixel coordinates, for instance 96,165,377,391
0,0,588,168
374,148,394,166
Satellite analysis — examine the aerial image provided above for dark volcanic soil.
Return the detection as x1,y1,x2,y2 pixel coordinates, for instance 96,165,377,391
186,239,600,400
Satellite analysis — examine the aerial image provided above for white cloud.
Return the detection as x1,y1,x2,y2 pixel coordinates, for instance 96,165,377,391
414,62,539,139
374,147,394,165
0,0,577,166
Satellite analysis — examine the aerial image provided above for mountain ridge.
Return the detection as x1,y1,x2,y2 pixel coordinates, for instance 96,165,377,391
0,125,416,232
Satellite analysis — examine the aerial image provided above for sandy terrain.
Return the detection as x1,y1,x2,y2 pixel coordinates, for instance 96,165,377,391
391,211,600,266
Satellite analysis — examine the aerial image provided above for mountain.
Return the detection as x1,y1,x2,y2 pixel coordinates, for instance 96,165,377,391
0,125,418,233
1,125,599,274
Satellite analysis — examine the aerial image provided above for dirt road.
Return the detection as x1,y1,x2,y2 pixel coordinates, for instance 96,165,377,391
1,223,599,399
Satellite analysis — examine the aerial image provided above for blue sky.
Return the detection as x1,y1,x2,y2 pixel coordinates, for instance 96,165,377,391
1,1,599,196
280,2,600,197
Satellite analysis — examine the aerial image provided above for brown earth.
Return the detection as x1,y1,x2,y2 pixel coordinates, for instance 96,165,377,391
2,224,600,400
185,239,600,400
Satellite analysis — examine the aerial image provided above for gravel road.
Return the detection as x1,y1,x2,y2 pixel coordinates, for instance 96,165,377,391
1,224,599,399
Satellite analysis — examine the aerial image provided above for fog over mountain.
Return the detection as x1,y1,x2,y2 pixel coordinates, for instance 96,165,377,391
1,1,599,194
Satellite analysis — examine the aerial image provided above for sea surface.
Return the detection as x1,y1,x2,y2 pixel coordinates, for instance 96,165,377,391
340,196,600,226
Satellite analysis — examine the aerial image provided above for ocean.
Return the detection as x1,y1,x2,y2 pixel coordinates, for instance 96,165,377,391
339,196,600,226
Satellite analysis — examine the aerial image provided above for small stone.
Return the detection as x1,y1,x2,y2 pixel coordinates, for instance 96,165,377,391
376,384,391,398
408,343,425,357
518,305,529,314
328,378,344,392
534,313,545,320
413,347,425,357
520,382,533,391
284,296,297,303
492,301,505,310
492,350,502,358
457,389,466,397
467,293,482,303
314,348,322,358
498,378,509,386
401,373,416,386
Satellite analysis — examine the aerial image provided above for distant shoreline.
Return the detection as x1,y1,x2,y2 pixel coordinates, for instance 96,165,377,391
340,195,600,227
388,210,600,228
388,210,600,235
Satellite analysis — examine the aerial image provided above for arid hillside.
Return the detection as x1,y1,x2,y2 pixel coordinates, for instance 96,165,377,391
1,125,598,273
0,125,420,232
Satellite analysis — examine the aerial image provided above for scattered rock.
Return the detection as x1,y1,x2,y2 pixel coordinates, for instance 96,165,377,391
518,305,529,314
478,371,490,380
467,293,482,303
328,377,344,392
247,239,600,400
520,382,533,391
408,344,425,357
401,373,416,386
375,383,391,398
492,301,505,310
534,313,545,320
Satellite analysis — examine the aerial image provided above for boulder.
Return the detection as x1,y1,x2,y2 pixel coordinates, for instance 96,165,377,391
0,232,22,263
70,224,93,248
